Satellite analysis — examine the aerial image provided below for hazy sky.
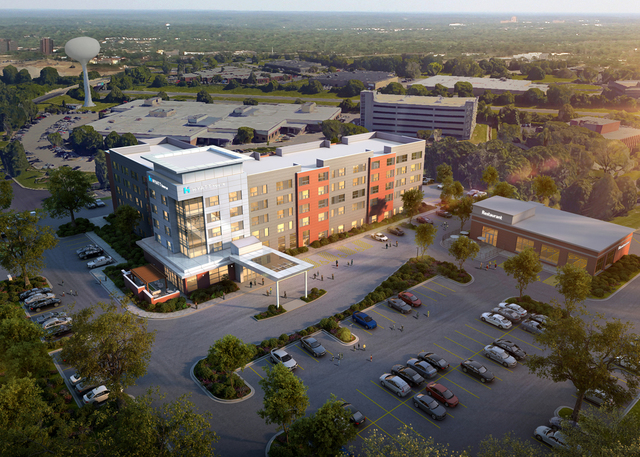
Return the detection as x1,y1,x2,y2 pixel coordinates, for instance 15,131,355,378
3,1,640,14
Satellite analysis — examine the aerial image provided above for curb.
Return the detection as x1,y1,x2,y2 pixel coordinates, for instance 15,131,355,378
586,271,640,302
265,431,284,457
48,348,83,408
189,358,255,404
553,405,573,418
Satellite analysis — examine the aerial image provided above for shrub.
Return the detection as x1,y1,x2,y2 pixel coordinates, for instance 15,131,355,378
268,338,278,349
319,317,338,331
279,333,289,345
310,240,321,248
335,327,352,342
593,288,605,298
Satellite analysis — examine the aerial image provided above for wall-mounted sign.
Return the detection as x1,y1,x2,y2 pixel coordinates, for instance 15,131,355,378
481,210,503,221
148,175,168,190
183,182,227,194
618,241,631,250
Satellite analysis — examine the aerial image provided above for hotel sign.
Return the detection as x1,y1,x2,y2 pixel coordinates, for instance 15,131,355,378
148,175,168,190
183,182,227,194
481,210,503,221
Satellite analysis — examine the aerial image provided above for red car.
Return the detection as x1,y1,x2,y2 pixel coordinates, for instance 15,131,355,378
424,382,459,407
416,216,433,225
398,291,422,307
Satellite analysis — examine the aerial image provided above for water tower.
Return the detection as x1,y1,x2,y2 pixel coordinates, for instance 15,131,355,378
65,37,100,107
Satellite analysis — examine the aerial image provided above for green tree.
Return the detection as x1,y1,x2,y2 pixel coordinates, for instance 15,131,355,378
243,97,258,105
197,89,213,104
339,98,358,113
115,204,142,246
403,61,422,79
16,69,31,84
352,425,466,457
555,263,591,314
560,178,592,214
425,62,443,76
531,175,557,205
615,176,637,214
407,84,429,96
380,82,406,95
557,103,577,122
338,79,365,97
321,119,342,142
151,74,168,88
247,71,258,85
401,188,424,223
502,247,542,298
527,65,546,81
43,167,94,226
235,126,254,144
301,79,322,94
593,139,631,176
415,223,437,258
584,174,624,220
0,180,13,210
68,125,104,154
104,85,129,103
103,131,122,149
257,362,309,443
94,149,109,189
448,236,479,271
206,334,256,373
0,141,29,177
47,131,63,148
156,91,170,101
454,81,474,97
4,340,50,379
436,163,453,183
482,166,499,188
441,180,464,202
2,65,18,84
477,432,547,457
451,195,474,232
60,301,156,393
118,132,138,147
0,210,57,287
525,303,640,423
416,129,432,140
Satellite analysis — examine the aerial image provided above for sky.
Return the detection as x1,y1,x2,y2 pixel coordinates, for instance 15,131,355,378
3,1,640,14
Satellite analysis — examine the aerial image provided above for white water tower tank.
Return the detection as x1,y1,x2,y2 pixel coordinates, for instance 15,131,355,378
65,37,101,108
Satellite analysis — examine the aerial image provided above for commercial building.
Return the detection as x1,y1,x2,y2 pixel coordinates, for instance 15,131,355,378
410,75,548,96
0,38,17,53
313,70,398,90
360,91,478,140
608,80,640,99
469,196,634,275
40,37,53,55
570,116,640,150
107,132,425,294
89,98,341,146
264,60,316,74
179,66,292,85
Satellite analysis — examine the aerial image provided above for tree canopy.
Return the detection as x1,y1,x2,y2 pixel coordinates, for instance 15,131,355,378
502,247,542,298
401,188,423,222
43,167,95,226
415,223,437,258
448,236,479,271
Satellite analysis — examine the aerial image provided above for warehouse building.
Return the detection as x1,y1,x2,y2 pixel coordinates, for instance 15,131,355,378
313,70,398,90
410,75,548,96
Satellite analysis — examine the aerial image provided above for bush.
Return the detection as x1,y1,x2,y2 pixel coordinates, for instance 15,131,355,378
319,317,339,331
335,327,352,342
56,218,97,237
593,288,605,298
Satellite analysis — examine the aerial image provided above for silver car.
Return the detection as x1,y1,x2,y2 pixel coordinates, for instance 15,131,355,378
534,426,567,448
387,298,412,314
413,394,447,420
42,316,72,330
36,311,67,326
491,306,521,323
497,302,528,318
407,358,438,379
87,256,114,269
379,374,411,397
483,344,517,368
270,348,298,371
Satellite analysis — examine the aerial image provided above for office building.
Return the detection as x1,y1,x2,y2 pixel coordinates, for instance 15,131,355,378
107,132,425,294
410,75,548,96
470,196,634,275
264,60,316,74
608,80,640,99
0,38,17,53
40,37,53,55
360,91,478,140
570,116,640,150
313,70,398,90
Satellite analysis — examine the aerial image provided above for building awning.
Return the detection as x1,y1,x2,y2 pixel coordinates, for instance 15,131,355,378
131,264,166,284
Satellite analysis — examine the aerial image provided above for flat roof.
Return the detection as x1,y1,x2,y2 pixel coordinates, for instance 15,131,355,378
314,70,396,84
571,116,619,126
411,75,548,93
367,91,476,107
474,196,634,253
142,146,251,174
603,127,640,141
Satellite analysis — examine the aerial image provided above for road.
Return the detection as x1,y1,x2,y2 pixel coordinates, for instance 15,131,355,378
33,78,111,104
123,90,345,103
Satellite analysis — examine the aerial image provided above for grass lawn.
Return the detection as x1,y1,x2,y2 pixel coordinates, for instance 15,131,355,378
135,84,358,100
0,140,8,150
14,169,50,189
565,83,601,91
628,398,640,418
610,207,640,229
491,127,498,140
510,74,575,84
37,95,120,113
469,124,489,144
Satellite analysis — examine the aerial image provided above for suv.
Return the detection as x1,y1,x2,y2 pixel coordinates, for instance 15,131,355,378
28,297,61,312
78,246,104,260
87,256,114,269
83,385,111,405
19,287,52,301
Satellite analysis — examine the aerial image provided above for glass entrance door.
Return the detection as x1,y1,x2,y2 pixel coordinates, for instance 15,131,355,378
481,226,498,246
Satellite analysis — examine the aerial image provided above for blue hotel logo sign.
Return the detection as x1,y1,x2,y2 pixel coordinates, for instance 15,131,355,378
148,175,168,190
184,187,191,194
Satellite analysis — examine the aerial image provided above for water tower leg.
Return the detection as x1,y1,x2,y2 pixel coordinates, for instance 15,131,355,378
81,63,95,108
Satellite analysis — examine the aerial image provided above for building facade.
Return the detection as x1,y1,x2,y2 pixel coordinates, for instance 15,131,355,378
608,80,640,99
40,37,53,55
0,38,17,53
360,91,478,140
107,132,425,293
410,75,548,96
469,196,635,275
313,70,398,90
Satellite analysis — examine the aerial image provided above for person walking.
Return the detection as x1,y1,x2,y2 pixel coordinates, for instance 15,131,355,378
396,240,398,247
336,260,339,268
480,262,483,269
494,262,497,270
385,243,388,249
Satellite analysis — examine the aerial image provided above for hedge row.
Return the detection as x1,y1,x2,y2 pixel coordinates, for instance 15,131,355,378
590,255,640,298
193,360,250,400
0,276,48,304
255,304,287,320
56,217,97,237
282,246,309,257
309,213,406,249
300,288,326,303
189,279,240,304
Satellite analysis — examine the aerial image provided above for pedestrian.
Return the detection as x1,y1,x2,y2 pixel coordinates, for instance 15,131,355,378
363,344,366,351
314,272,317,279
250,281,253,288
104,274,108,282
428,310,430,318
338,357,341,366
332,355,335,362
480,262,483,269
357,343,360,349
391,323,395,330
370,355,373,362
336,260,339,268
284,291,287,298
416,310,419,319
270,287,272,295
351,259,353,266
62,291,65,297
61,280,64,286
262,278,264,285
485,264,489,271
321,275,323,281
494,262,497,270
396,240,398,247
385,243,388,249
222,292,225,300
332,273,334,280
400,325,404,332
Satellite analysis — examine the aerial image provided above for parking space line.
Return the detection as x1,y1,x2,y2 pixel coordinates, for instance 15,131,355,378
444,336,476,354
432,281,456,292
372,309,396,324
351,323,373,335
433,343,464,360
419,284,446,296
455,330,484,346
481,356,514,374
413,290,437,301
367,383,439,430
503,331,542,350
291,344,320,363
465,324,499,340
248,365,263,379
432,375,477,400
455,368,492,389
399,399,441,429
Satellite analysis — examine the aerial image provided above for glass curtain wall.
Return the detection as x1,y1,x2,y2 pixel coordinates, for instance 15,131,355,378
176,197,207,258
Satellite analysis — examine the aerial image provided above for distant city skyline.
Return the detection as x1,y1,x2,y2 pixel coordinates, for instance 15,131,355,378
2,1,640,14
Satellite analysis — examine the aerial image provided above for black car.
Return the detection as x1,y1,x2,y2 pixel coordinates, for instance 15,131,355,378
76,244,99,256
388,227,405,236
342,402,365,426
78,246,104,260
418,352,450,370
493,339,527,360
28,297,61,312
45,324,73,339
19,287,52,301
436,210,453,218
391,364,425,387
460,359,495,383
300,337,326,358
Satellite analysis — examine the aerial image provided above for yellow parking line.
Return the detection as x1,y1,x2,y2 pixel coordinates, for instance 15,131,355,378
372,309,396,324
466,323,503,340
456,368,492,389
434,343,464,360
505,332,542,350
432,375,478,400
368,383,439,430
445,337,476,354
351,324,373,335
633,237,640,245
481,356,514,374
400,399,441,429
419,284,446,296
358,387,391,413
431,281,456,292
415,290,437,301
292,344,320,363
455,331,484,346
249,365,263,379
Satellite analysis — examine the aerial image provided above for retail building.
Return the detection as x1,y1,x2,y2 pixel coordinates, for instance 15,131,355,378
469,196,634,275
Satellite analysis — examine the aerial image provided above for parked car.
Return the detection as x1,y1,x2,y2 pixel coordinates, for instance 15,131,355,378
19,287,52,301
424,382,459,407
398,291,422,307
25,292,56,307
584,389,614,407
42,316,72,330
391,364,425,387
388,227,405,236
413,393,447,420
483,344,517,368
270,348,298,370
75,379,101,394
436,184,444,190
300,337,326,358
342,402,365,426
497,302,528,318
491,306,521,323
379,374,411,397
534,426,567,448
28,297,61,312
480,312,512,330
422,177,434,185
529,313,548,324
87,256,114,269
407,358,438,379
371,232,389,242
418,352,450,371
83,385,111,405
46,324,73,339
69,372,83,386
460,359,495,383
467,189,487,198
435,210,452,218
76,244,99,255
95,199,106,207
78,246,104,259
86,201,97,209
521,319,544,334
493,339,527,360
416,216,433,225
352,312,377,329
387,298,412,314
36,311,67,326
549,416,580,432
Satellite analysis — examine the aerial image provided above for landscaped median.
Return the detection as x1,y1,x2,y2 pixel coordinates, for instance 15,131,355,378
589,254,640,299
253,288,326,320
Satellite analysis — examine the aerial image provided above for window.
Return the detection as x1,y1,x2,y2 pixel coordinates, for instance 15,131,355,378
303,230,310,246
290,234,297,248
410,174,420,183
277,208,292,218
163,210,169,222
331,207,345,217
396,178,406,187
567,253,588,269
176,197,206,258
318,211,328,222
151,204,157,214
352,201,365,211
319,230,328,239
371,185,379,194
386,169,395,178
353,176,365,186
131,170,139,180
250,185,267,197
337,224,344,233
288,220,293,230
251,214,269,226
150,189,156,199
397,166,407,175
263,227,269,237
353,164,366,173
153,218,159,229
385,193,393,202
332,168,345,178
412,151,423,160
331,181,345,191
299,189,309,200
386,157,395,166
208,265,228,284
208,227,221,238
596,257,605,272
299,203,310,213
606,250,615,266
385,182,394,190
210,242,223,252
318,171,329,181
276,179,292,191
207,212,220,223
516,237,534,252
250,199,268,211
371,173,379,182
371,160,380,169
300,217,310,227
229,191,242,202
370,215,377,223
133,184,140,194
161,195,167,205
318,185,328,196
331,194,345,204
278,236,286,250
206,196,219,207
481,226,498,246
155,233,161,243
411,163,422,172
231,221,244,232
397,154,408,164
299,176,310,186
352,189,365,199
277,194,293,205
164,226,171,236
230,206,243,217
540,244,560,265
370,198,379,207
167,240,172,251
277,223,285,233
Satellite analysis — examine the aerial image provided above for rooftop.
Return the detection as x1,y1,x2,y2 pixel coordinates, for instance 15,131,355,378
571,116,619,126
603,126,640,141
366,91,476,107
411,75,548,93
313,70,396,84
612,80,640,88
142,146,251,174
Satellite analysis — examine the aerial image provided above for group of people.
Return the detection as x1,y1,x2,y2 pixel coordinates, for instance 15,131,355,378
480,261,498,270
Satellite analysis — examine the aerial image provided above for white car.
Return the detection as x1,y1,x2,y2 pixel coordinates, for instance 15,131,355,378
436,184,444,190
467,189,487,198
529,313,548,324
497,302,528,318
379,373,412,397
480,312,512,330
95,199,106,207
483,344,517,368
42,316,72,330
83,385,111,405
270,348,298,370
24,292,56,306
69,372,83,386
534,426,567,448
371,232,388,242
87,256,114,269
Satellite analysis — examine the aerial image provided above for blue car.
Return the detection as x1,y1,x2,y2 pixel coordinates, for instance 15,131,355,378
352,312,377,329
